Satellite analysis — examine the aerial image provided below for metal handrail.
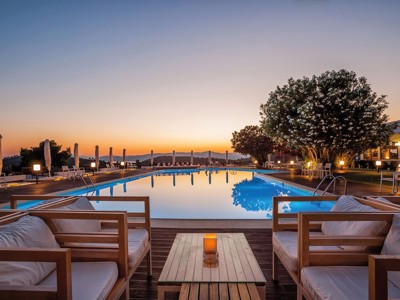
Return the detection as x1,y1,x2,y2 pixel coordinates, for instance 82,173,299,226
79,173,95,190
0,173,6,190
313,175,347,196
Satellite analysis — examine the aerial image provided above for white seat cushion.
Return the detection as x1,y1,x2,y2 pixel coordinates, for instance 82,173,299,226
38,261,118,300
301,266,400,300
321,195,389,250
0,216,60,286
103,228,149,268
273,231,341,272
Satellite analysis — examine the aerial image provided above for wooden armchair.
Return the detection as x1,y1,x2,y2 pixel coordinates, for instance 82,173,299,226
272,195,400,285
0,210,130,300
297,211,400,300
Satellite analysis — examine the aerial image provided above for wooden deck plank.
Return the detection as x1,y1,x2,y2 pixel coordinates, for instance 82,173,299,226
199,283,209,300
227,234,246,281
237,283,251,299
166,233,188,281
209,283,219,300
228,283,240,300
176,234,193,281
184,232,200,281
238,234,266,282
159,233,183,282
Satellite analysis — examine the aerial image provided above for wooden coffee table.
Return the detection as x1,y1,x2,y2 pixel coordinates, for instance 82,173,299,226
158,233,266,299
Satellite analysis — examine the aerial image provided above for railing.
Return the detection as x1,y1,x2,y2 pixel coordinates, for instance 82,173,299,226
313,174,347,196
0,173,6,190
77,173,95,190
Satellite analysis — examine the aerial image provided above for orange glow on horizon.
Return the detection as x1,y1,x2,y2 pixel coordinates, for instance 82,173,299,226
1,135,234,157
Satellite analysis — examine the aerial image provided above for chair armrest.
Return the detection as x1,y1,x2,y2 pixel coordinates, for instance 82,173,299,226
368,255,400,300
272,196,339,232
298,212,394,269
0,247,72,299
10,195,77,210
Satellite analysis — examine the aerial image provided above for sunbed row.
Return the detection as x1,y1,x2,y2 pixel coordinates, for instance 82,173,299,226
272,195,400,300
0,195,152,300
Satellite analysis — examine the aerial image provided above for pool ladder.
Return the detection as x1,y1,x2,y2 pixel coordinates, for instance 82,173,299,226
0,173,6,190
313,174,347,196
73,173,95,190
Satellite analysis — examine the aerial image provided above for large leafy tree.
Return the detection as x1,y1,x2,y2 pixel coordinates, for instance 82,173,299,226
231,125,275,165
260,69,394,164
20,140,71,170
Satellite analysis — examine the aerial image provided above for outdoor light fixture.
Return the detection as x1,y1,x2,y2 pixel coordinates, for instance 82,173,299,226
90,162,96,176
203,233,218,265
339,160,345,170
376,160,382,173
120,161,125,171
307,162,312,168
290,161,294,164
277,160,281,164
33,164,41,184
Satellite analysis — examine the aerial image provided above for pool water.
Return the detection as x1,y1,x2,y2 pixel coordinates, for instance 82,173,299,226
60,169,333,219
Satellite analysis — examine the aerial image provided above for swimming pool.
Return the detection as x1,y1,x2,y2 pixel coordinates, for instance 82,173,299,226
58,168,333,219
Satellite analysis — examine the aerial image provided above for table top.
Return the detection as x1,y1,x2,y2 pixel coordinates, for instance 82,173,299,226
158,233,266,284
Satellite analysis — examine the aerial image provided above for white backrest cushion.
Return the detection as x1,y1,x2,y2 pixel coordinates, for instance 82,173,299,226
381,214,400,294
53,197,101,233
321,196,389,250
321,195,388,236
382,214,400,255
0,215,60,285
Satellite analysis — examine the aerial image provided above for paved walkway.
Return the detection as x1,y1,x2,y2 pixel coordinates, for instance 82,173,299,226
0,169,154,204
268,169,394,197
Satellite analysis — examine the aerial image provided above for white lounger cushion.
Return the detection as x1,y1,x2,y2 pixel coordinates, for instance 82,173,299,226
301,266,400,300
102,228,149,268
273,231,341,272
38,261,118,300
0,216,60,286
321,195,389,250
52,197,101,232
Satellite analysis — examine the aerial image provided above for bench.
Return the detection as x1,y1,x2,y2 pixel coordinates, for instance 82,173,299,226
179,283,261,300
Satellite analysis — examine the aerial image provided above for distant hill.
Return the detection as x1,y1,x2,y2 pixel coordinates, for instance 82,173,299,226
97,151,248,162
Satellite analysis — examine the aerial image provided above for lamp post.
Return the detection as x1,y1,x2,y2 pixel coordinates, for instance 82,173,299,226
376,160,382,173
120,161,125,171
33,164,41,184
90,162,96,176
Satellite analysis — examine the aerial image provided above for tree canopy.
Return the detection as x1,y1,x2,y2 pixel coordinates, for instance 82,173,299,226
20,140,71,170
231,125,275,165
260,69,394,164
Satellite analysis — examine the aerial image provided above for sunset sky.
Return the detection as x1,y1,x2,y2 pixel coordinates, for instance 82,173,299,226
1,0,399,157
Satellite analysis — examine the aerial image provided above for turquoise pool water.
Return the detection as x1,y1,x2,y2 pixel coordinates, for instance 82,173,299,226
57,168,333,219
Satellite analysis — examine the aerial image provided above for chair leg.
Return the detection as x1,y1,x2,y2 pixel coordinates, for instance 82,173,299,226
147,249,153,278
272,251,279,282
120,284,129,300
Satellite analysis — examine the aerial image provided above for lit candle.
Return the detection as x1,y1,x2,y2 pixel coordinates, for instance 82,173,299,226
203,233,217,254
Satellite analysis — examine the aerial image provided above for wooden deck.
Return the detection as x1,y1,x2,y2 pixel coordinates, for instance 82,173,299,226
130,228,296,300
